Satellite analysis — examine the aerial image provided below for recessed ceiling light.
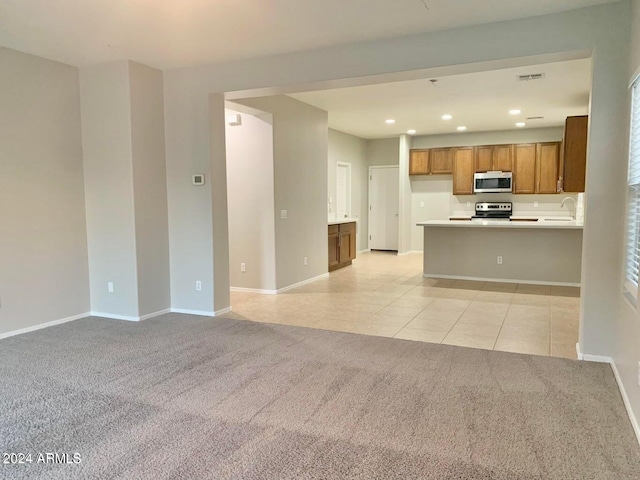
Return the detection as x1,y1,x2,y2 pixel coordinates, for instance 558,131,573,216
441,114,453,120
407,129,417,135
385,119,396,124
516,122,526,127
509,109,521,115
456,126,467,131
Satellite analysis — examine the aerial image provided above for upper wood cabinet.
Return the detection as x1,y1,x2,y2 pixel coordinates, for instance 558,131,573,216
513,142,561,194
537,142,560,194
430,148,453,174
409,148,452,175
409,149,430,175
493,144,514,172
452,148,474,195
561,115,588,192
474,145,513,172
513,144,537,194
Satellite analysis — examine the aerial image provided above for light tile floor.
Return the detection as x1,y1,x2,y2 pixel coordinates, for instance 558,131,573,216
225,251,580,359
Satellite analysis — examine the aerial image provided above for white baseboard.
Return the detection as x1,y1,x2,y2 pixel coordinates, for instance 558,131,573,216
230,286,278,295
139,309,171,321
610,360,640,446
423,273,580,287
276,273,329,294
0,312,90,340
170,308,215,317
90,311,140,322
397,250,422,256
230,274,329,295
576,342,640,446
357,249,371,254
214,307,232,316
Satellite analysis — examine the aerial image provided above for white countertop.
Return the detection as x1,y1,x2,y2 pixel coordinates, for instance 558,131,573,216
328,218,358,226
417,217,583,229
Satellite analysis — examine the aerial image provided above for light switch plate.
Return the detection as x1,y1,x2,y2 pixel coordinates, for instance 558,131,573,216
280,210,288,219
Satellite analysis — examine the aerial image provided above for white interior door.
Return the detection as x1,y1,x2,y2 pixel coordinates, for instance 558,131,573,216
369,166,399,251
336,163,351,220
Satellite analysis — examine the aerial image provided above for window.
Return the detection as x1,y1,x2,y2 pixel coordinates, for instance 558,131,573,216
625,78,640,300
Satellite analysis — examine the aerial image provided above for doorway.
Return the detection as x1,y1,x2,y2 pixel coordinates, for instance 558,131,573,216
368,165,399,251
336,162,351,220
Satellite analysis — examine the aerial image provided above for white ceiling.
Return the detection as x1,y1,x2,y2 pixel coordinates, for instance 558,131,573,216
0,0,618,69
289,59,592,139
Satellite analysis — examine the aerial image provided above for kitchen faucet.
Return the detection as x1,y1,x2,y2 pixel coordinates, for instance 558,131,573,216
561,197,576,219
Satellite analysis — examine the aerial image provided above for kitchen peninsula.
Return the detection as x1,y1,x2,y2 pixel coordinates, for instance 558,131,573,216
417,219,583,285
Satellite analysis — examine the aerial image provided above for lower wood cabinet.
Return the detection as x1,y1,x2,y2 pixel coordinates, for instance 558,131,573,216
328,222,356,271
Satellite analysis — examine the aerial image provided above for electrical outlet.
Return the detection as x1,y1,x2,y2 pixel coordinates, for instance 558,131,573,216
107,282,114,293
280,210,287,219
466,202,471,207
195,281,202,291
419,201,425,208
497,256,503,265
241,263,246,273
534,201,539,208
304,256,308,266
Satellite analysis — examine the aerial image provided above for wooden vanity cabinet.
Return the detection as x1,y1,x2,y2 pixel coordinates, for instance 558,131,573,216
328,222,356,271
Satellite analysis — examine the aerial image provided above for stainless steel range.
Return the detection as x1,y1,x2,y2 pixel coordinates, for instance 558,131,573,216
472,202,512,220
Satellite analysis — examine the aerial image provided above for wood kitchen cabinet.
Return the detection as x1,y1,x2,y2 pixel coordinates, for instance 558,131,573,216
513,144,537,194
560,115,588,192
430,148,453,174
474,145,513,172
537,142,560,194
452,147,474,195
328,222,356,271
409,149,430,175
409,148,452,175
513,142,561,194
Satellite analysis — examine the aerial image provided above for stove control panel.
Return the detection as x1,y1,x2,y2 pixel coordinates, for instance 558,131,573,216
475,202,512,213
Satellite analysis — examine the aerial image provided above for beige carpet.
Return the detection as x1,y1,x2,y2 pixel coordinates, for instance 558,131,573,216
1,313,639,479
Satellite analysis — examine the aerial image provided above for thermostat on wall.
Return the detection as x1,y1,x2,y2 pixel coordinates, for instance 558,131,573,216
192,174,205,186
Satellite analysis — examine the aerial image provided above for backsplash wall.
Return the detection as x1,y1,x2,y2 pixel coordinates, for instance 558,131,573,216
410,176,580,251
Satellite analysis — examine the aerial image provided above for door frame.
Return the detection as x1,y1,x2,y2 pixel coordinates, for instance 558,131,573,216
336,161,352,220
368,165,399,251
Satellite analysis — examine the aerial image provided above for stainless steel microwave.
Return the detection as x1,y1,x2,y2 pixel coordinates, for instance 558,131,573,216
473,171,513,193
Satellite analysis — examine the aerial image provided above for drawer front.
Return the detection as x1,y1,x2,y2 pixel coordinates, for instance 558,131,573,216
328,224,339,235
338,222,355,233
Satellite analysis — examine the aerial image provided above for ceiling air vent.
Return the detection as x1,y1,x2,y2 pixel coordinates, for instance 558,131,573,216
526,116,544,120
517,73,545,82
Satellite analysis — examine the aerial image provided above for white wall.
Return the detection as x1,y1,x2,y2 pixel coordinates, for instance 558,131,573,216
225,109,277,291
129,62,171,317
328,129,368,251
0,48,89,335
80,61,140,318
411,127,564,149
81,61,170,319
163,2,630,358
611,0,640,444
367,138,400,166
234,95,328,290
